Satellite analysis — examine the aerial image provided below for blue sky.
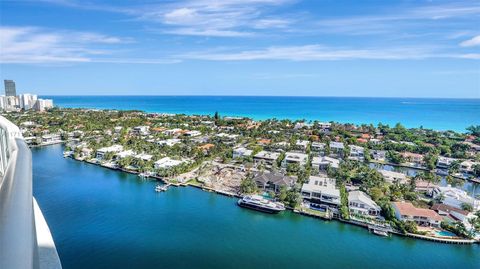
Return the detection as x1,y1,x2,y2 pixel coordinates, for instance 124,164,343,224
0,0,479,97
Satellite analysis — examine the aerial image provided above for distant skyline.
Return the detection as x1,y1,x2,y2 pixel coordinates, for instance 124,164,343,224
1,0,479,98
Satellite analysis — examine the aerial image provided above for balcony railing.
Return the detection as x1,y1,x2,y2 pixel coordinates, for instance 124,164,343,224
0,116,62,269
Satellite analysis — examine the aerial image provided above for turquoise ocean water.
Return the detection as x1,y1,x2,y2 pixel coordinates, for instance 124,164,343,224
45,96,480,132
33,145,479,269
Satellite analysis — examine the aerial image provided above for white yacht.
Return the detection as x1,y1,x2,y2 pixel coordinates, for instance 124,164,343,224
237,195,286,213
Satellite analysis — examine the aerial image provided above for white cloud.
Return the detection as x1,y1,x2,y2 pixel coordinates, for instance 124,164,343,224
178,44,480,61
135,0,294,37
460,35,480,47
178,45,437,61
0,26,175,64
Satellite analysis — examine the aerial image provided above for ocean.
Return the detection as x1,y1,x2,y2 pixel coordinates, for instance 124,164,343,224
44,96,480,132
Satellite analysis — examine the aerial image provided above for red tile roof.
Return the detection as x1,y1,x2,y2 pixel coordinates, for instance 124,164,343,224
393,201,442,221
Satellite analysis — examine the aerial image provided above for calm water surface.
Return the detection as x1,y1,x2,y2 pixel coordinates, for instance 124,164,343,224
33,145,479,269
44,96,480,132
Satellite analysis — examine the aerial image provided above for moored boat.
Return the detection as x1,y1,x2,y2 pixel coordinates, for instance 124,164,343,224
237,195,285,214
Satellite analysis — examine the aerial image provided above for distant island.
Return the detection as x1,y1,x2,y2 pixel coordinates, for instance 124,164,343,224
5,108,480,243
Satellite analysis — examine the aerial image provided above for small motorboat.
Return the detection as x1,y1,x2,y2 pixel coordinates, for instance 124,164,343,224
372,229,389,237
155,184,168,192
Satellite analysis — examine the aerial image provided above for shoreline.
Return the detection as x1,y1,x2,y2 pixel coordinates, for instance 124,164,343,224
58,147,477,245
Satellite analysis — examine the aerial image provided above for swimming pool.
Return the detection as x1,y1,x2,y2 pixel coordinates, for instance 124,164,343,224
435,230,456,237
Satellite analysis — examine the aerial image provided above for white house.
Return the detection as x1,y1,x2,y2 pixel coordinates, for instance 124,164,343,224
371,150,386,162
378,169,408,184
96,145,124,160
430,185,480,211
348,190,381,217
154,157,187,169
329,142,344,156
282,152,308,167
133,126,150,135
253,151,280,166
156,138,181,147
294,140,309,152
233,147,253,159
436,156,457,169
311,142,326,154
460,160,479,174
311,156,340,170
348,145,365,161
301,176,341,207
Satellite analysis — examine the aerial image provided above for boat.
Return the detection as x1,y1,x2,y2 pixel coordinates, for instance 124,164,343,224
372,229,389,237
368,224,390,237
155,184,168,192
237,195,285,214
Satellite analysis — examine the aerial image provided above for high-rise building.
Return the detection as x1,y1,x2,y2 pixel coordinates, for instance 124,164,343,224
19,94,38,110
4,80,16,96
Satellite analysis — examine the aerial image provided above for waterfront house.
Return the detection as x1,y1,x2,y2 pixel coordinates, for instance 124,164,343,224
135,153,153,162
371,150,386,162
329,142,344,157
41,133,61,144
414,180,438,193
430,185,480,211
348,145,365,161
401,152,424,167
436,156,457,169
392,201,442,228
348,190,381,217
311,156,340,171
154,157,187,169
378,169,408,184
369,138,382,145
311,142,326,154
460,160,480,174
254,172,296,193
233,147,253,159
301,176,341,208
253,151,280,166
282,152,308,167
431,203,475,228
96,145,124,160
115,150,135,159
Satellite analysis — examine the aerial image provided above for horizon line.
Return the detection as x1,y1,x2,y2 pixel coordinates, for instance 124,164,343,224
34,94,480,100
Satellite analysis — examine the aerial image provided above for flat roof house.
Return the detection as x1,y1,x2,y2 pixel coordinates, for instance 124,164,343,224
311,156,340,170
436,156,457,169
392,201,442,228
301,176,341,207
133,126,150,136
311,142,326,154
348,145,365,161
154,157,187,169
371,150,386,162
253,151,280,166
378,169,408,184
282,152,308,167
348,190,381,217
233,147,253,159
329,142,344,156
254,172,296,193
294,140,309,152
96,145,124,160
